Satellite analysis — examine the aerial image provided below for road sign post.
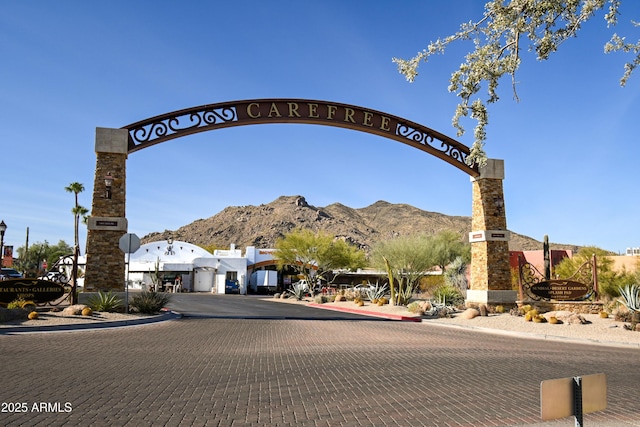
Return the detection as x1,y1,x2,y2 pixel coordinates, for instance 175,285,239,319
541,373,606,426
119,233,141,313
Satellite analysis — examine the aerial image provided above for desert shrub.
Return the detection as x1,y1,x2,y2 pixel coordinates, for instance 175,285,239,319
417,275,445,294
7,298,30,310
88,291,123,312
407,301,425,315
343,288,364,301
314,295,327,304
432,285,464,306
130,291,171,314
444,256,468,292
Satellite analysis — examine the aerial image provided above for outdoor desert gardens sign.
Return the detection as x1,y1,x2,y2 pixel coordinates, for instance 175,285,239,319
0,279,65,304
529,279,590,301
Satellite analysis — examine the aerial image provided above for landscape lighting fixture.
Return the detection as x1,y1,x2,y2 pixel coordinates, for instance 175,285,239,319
104,172,113,199
493,197,504,216
0,220,6,268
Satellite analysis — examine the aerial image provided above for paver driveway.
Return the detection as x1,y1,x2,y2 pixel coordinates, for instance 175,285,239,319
1,295,639,426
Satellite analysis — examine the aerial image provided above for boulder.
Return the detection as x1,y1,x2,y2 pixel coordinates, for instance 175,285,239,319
479,304,488,316
420,301,432,312
544,311,587,325
62,304,89,316
460,308,480,319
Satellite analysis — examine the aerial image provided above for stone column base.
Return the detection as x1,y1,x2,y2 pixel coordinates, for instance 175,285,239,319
466,290,517,307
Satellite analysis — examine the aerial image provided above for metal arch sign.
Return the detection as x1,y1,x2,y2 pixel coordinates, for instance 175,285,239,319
0,279,66,304
122,99,480,177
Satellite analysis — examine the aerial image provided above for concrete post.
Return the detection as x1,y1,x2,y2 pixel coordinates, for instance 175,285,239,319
467,159,515,307
84,128,128,291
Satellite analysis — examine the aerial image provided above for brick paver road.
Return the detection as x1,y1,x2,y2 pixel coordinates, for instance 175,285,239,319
1,296,639,426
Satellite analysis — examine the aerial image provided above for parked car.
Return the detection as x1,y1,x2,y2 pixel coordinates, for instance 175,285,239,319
0,268,23,280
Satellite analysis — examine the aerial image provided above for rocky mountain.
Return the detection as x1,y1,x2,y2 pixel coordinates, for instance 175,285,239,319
141,195,578,252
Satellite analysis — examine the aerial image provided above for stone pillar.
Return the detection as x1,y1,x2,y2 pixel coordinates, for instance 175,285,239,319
467,159,515,306
84,128,128,291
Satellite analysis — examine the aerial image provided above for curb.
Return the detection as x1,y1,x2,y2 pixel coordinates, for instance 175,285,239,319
308,303,640,349
307,303,423,322
0,310,182,334
421,319,640,349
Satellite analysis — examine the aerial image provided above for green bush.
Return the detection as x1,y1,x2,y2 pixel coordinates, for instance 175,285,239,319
432,284,465,306
418,275,445,293
7,298,26,309
129,291,171,314
314,295,327,304
88,291,123,312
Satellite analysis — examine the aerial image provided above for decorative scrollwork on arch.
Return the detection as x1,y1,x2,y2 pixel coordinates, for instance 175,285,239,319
127,105,238,151
396,122,470,166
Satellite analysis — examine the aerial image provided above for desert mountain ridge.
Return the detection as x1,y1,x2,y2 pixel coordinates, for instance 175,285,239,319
141,195,579,253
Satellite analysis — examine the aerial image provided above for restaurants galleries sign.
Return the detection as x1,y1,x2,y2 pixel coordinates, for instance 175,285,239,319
123,99,479,177
0,279,66,304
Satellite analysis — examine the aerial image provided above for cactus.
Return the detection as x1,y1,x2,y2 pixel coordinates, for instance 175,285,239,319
533,315,546,323
495,305,505,314
81,307,93,316
28,311,39,320
549,316,559,324
520,304,532,315
599,311,609,318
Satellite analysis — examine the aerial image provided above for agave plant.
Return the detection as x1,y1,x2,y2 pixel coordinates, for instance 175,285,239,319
288,282,308,301
130,291,171,314
364,282,389,302
618,284,640,313
88,291,123,312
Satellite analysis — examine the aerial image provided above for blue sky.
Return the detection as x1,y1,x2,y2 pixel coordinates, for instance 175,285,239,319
1,1,639,255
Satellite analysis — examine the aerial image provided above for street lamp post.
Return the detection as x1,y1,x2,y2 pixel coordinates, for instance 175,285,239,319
0,220,6,269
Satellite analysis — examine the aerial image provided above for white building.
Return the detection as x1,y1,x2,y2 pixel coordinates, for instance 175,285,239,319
126,240,249,294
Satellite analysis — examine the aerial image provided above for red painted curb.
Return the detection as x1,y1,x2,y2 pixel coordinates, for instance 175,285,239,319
308,303,422,322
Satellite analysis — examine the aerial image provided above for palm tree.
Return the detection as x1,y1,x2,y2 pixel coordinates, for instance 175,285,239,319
65,182,85,252
65,182,85,304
